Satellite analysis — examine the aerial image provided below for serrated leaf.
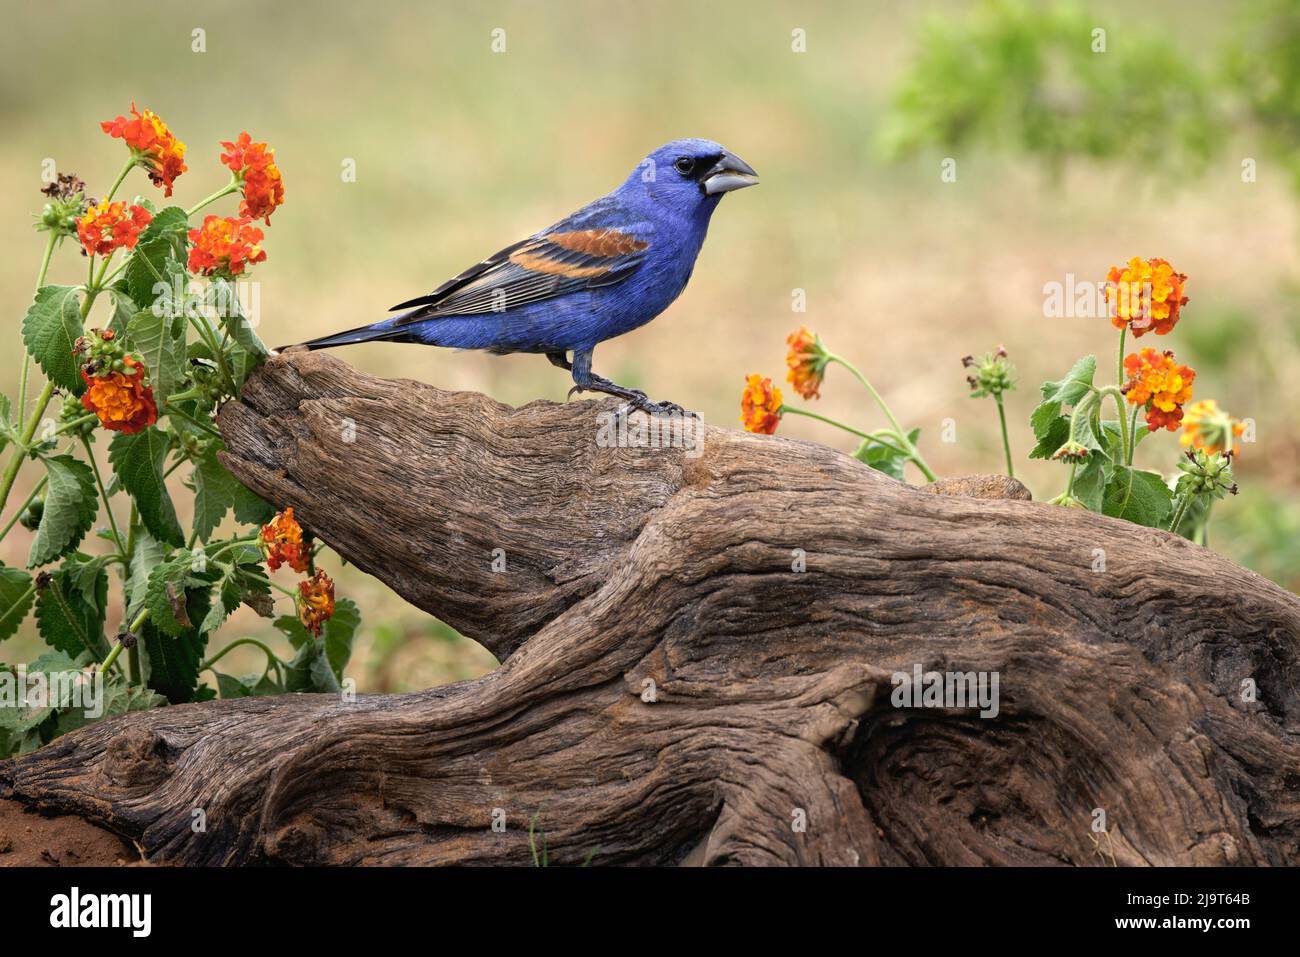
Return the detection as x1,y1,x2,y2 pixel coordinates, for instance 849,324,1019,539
1039,355,1096,406
109,427,183,546
323,598,360,681
1071,454,1109,512
232,482,275,525
1103,466,1174,528
209,280,268,357
126,527,167,616
285,639,340,694
28,455,97,568
141,585,211,703
0,564,35,641
200,559,268,635
144,554,208,636
214,671,254,699
125,308,185,404
126,236,185,307
139,206,189,248
191,446,239,542
21,285,84,392
1028,413,1071,460
107,288,139,336
34,562,110,659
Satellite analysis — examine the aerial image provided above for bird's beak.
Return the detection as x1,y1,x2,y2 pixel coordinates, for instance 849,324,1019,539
702,152,759,194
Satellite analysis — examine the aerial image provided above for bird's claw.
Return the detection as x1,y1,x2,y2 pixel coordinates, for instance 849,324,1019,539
622,396,689,417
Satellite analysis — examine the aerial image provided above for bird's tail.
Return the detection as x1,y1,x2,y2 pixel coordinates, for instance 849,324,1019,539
276,318,410,353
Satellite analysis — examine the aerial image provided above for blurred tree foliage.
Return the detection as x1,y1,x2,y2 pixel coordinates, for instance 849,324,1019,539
884,0,1300,189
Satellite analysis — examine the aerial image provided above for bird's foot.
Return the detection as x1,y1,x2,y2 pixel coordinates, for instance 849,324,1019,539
622,394,688,417
568,378,688,417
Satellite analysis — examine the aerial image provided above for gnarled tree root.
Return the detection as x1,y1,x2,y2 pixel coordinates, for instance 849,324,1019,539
3,351,1298,865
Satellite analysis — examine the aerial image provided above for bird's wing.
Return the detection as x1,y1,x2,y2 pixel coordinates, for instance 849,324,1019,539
391,212,651,324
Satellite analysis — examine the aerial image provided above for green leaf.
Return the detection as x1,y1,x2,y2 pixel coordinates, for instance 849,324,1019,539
139,206,189,248
28,455,97,568
21,285,84,392
0,394,13,457
143,554,210,636
1028,413,1071,460
323,598,361,681
107,288,139,336
1039,355,1096,407
109,427,184,547
1103,466,1174,528
285,639,340,694
1072,454,1109,513
34,561,110,659
232,484,275,526
190,446,240,542
141,585,212,703
126,527,167,617
126,237,185,308
125,308,186,405
200,560,270,635
214,671,254,699
209,280,268,357
0,564,35,641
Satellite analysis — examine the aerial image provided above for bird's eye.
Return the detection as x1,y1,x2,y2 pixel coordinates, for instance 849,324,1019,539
673,156,695,176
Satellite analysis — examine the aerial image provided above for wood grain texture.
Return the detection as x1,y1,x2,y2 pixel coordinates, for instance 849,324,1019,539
2,350,1298,866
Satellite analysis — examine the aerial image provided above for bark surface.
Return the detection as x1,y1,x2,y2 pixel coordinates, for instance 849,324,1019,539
3,351,1297,866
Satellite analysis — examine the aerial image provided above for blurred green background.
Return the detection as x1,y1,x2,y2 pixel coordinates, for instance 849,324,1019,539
2,0,1297,690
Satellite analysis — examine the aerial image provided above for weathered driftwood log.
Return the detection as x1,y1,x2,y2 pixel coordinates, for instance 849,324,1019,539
3,350,1299,866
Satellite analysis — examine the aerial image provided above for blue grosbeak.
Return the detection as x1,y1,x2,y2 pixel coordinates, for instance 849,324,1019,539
285,138,757,413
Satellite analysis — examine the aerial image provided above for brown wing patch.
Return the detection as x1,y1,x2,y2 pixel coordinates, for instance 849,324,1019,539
508,249,614,278
545,229,649,257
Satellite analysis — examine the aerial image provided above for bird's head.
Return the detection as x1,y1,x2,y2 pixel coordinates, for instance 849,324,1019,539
625,138,758,217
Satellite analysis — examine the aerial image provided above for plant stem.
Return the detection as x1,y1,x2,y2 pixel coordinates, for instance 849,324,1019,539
1116,326,1127,390
185,179,239,218
0,476,47,540
81,435,126,557
99,606,150,675
202,637,282,672
166,401,221,438
782,405,901,447
17,232,60,417
1167,490,1193,535
1096,385,1130,465
1126,406,1139,466
0,277,108,516
994,394,1014,478
826,354,937,482
105,158,135,203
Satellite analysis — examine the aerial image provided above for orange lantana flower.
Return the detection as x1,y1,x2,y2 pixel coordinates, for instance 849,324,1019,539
261,507,310,573
220,132,285,223
101,102,187,196
786,326,830,400
297,569,336,637
76,200,152,257
1123,348,1195,432
187,215,267,278
1181,399,1245,457
740,374,783,434
1104,257,1188,337
80,355,158,434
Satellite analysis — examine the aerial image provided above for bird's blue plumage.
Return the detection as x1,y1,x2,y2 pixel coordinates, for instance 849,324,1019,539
290,138,758,412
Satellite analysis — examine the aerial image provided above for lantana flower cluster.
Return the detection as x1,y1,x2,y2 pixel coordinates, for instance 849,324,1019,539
74,329,158,434
1122,347,1195,432
260,508,336,636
